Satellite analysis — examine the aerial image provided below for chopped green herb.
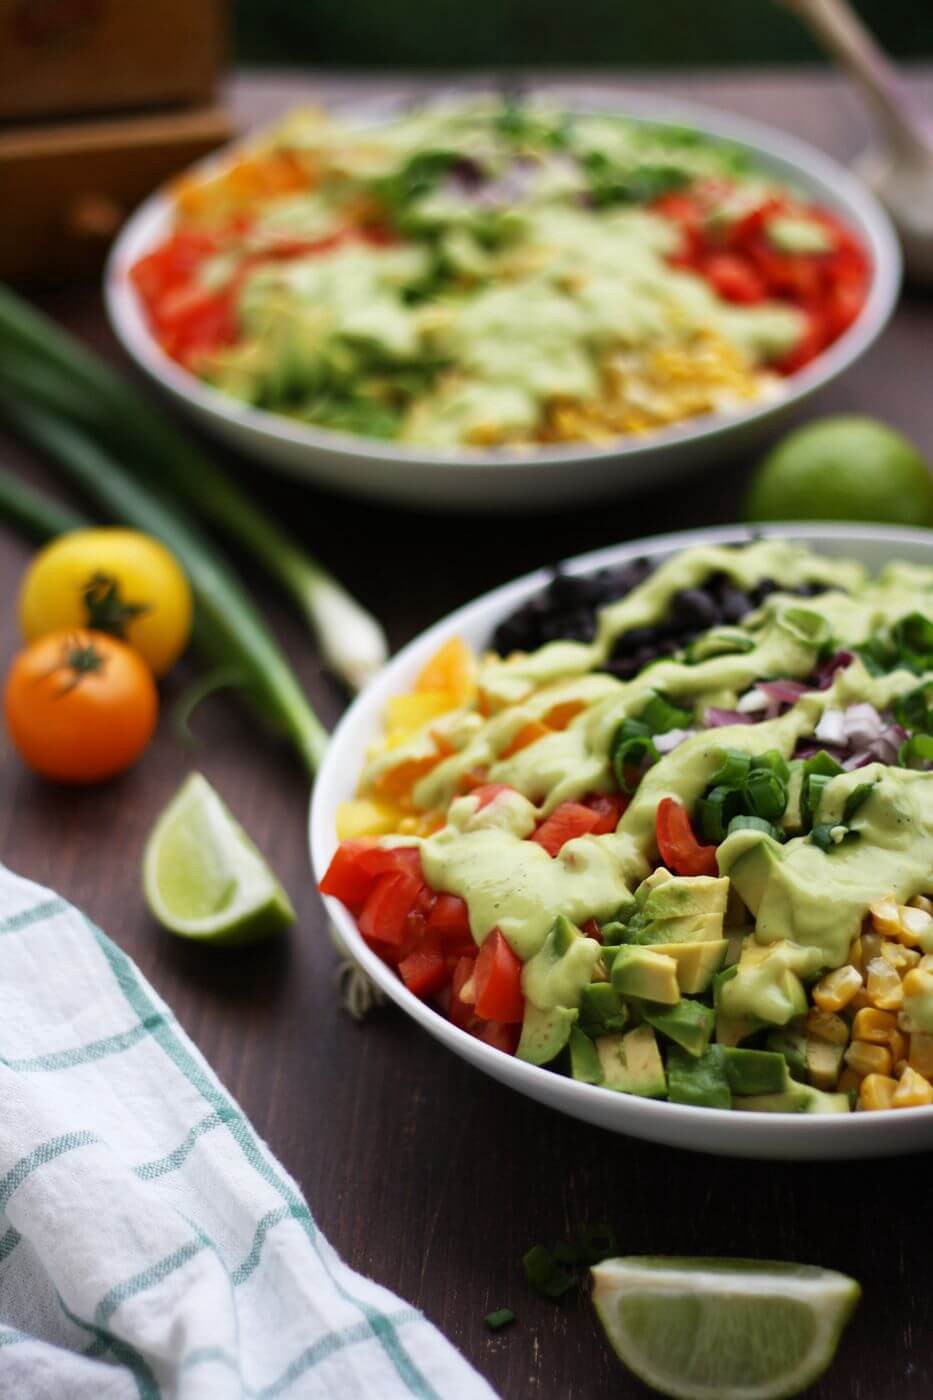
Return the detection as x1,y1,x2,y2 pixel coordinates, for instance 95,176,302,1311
484,1308,516,1331
522,1245,575,1298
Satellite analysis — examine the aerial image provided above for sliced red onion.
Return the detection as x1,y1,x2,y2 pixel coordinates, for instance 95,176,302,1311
842,750,878,770
816,650,855,689
654,727,697,754
815,709,846,746
758,680,811,704
843,702,884,748
704,707,754,727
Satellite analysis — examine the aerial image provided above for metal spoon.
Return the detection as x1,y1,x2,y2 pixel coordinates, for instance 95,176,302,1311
778,0,933,281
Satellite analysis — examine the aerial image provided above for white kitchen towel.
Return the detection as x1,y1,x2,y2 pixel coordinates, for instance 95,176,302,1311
0,864,496,1400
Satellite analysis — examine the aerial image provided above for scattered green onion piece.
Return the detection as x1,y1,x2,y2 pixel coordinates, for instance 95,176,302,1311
484,1308,516,1331
810,822,851,851
696,786,743,844
804,751,845,779
778,607,830,647
898,733,933,769
894,680,933,735
522,1246,575,1299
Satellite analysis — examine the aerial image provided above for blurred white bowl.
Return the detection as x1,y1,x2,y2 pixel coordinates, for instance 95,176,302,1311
311,523,933,1159
107,91,901,511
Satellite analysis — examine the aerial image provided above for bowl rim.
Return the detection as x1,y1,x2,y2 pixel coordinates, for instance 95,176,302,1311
106,85,902,476
310,521,933,1148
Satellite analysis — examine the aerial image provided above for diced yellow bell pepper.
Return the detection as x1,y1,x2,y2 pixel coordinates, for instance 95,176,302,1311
336,798,405,841
385,690,457,742
414,637,477,707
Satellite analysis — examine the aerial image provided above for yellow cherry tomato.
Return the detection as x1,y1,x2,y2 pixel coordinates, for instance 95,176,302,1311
19,528,192,677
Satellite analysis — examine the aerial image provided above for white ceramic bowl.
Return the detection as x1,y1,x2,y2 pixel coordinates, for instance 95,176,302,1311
311,523,933,1159
106,90,901,511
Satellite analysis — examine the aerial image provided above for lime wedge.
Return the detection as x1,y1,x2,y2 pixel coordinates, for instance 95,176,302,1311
591,1257,859,1400
143,773,295,944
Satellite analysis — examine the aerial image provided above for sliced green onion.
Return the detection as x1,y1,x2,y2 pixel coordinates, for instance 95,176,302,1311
894,680,933,735
803,751,845,779
710,749,752,788
696,785,744,843
639,693,692,733
744,767,787,822
810,822,851,851
843,780,877,821
899,733,933,769
727,814,784,840
484,1308,516,1331
750,749,790,783
778,606,829,647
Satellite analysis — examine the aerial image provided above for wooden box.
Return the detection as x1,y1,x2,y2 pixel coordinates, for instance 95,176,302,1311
0,0,226,121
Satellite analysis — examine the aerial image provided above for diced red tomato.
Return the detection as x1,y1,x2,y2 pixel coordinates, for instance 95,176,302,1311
581,792,629,834
531,801,602,856
473,1020,521,1055
582,918,604,943
398,934,449,998
357,870,424,948
318,839,382,911
448,955,478,1029
426,894,475,956
703,253,766,305
656,797,719,877
473,929,525,1023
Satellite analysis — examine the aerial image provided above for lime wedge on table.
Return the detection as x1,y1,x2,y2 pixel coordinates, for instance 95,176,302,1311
591,1257,859,1400
143,774,295,944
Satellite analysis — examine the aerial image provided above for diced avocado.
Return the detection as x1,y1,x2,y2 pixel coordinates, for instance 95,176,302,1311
516,1003,578,1065
599,920,631,945
723,927,747,968
721,836,781,917
805,1037,845,1090
641,998,715,1057
639,874,729,922
611,946,681,1005
595,1025,667,1098
733,1078,850,1114
713,964,761,1045
766,1025,809,1081
782,762,805,836
722,1047,788,1095
717,940,819,1028
635,912,726,946
579,981,628,1037
650,939,728,994
521,914,601,1013
634,868,674,905
667,1044,731,1109
766,215,833,255
568,1026,603,1084
901,968,933,1033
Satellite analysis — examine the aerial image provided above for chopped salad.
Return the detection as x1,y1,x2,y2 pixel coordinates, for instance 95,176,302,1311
320,539,933,1114
132,97,870,451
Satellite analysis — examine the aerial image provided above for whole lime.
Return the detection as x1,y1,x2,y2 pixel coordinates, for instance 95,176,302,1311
745,416,933,526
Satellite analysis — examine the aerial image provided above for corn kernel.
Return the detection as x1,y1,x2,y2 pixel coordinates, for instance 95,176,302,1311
844,1040,893,1077
838,1067,862,1099
806,1037,845,1089
845,987,873,1014
861,931,884,965
859,1073,898,1111
847,935,863,975
888,1028,907,1065
869,896,901,938
805,1009,849,1045
812,965,863,1012
895,1059,908,1078
909,1032,933,1078
865,957,904,1010
909,895,933,915
882,941,920,972
892,1066,933,1108
896,904,933,949
920,954,933,974
851,1007,898,1043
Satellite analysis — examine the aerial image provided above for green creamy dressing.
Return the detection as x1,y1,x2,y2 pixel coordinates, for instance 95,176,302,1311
366,542,933,965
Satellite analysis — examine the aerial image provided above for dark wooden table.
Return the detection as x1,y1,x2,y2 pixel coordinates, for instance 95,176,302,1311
2,68,932,1400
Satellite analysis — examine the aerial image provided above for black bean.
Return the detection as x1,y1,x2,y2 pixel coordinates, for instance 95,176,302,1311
672,588,720,629
719,586,751,623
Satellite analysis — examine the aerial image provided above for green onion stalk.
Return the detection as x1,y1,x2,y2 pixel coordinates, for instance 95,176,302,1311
0,283,388,693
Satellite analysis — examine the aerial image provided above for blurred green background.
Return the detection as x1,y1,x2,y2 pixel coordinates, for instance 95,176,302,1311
235,0,931,68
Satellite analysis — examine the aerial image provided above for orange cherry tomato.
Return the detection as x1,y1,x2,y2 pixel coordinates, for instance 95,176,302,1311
4,629,158,783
